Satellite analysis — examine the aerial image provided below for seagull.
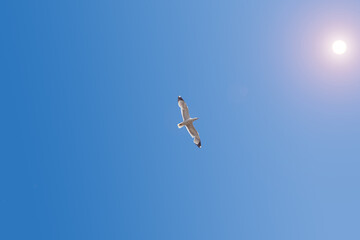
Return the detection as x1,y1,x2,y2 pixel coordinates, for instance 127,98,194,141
177,96,201,148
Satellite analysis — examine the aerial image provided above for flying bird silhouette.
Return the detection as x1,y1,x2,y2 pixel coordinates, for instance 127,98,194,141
177,96,201,148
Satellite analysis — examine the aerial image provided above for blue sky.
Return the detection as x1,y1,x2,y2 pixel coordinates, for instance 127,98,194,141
2,0,360,239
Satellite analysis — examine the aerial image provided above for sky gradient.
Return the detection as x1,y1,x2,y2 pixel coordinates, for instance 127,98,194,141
2,0,360,239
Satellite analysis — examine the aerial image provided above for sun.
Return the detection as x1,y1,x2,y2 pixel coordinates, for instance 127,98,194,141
332,40,347,55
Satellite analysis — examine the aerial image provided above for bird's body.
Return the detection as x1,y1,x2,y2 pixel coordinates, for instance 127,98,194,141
177,117,198,128
177,96,201,148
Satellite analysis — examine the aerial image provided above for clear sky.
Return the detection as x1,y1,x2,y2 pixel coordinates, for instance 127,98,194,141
2,0,360,239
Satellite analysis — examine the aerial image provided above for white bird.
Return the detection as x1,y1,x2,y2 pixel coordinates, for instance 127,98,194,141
177,96,201,148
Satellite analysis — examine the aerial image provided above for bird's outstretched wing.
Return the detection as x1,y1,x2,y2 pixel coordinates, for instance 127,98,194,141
178,96,190,121
186,123,201,148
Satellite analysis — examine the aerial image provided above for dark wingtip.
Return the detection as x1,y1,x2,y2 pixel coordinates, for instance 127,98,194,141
196,141,201,148
178,96,183,101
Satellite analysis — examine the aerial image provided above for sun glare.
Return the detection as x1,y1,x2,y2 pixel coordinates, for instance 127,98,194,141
332,40,347,55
